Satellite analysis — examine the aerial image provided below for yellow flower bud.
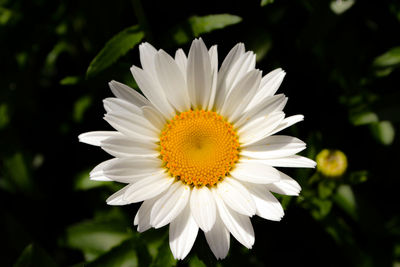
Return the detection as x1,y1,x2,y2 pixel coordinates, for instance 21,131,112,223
316,149,348,178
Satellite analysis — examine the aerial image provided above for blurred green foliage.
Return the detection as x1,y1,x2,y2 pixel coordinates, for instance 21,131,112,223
0,0,399,266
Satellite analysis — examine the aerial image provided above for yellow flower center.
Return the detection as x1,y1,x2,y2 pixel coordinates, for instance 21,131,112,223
160,110,240,187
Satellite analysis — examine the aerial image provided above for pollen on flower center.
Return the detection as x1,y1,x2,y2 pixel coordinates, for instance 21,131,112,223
160,110,240,187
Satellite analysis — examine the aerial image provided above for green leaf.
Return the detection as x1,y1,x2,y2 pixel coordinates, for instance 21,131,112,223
0,102,10,129
373,46,400,69
350,111,379,126
86,237,151,267
65,219,132,261
189,14,242,37
369,120,395,145
260,0,274,7
60,76,81,85
318,180,336,199
73,95,92,123
74,169,110,191
0,153,33,193
150,236,177,267
333,185,358,221
189,255,207,267
170,14,242,45
14,244,58,267
330,0,355,15
87,25,144,78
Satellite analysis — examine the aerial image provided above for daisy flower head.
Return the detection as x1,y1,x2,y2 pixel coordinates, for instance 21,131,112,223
79,38,316,260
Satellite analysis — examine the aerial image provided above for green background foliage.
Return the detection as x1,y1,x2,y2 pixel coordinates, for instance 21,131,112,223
0,0,399,266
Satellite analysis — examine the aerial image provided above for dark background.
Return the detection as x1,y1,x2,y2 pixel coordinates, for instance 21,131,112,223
1,0,399,266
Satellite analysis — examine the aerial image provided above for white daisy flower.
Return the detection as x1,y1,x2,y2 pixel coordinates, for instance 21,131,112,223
79,38,316,260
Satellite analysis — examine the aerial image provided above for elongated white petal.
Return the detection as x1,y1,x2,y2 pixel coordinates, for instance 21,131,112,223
109,80,149,107
155,50,190,112
205,213,230,260
247,69,286,109
241,135,306,159
267,171,301,196
216,177,256,216
230,161,280,184
123,172,174,203
239,112,285,145
104,113,158,141
174,49,187,78
187,38,212,109
268,115,304,136
141,105,166,131
190,186,216,232
215,43,245,110
220,69,261,122
213,189,255,249
224,51,256,96
151,182,191,228
103,157,164,183
207,45,218,110
103,98,142,117
78,131,121,146
252,155,317,168
169,203,199,260
246,183,284,221
106,184,133,205
89,158,117,181
103,99,160,135
130,65,175,119
139,42,158,77
134,197,159,232
101,136,158,158
236,94,287,128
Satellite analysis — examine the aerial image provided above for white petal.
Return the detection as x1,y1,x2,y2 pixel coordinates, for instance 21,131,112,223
134,196,159,232
139,42,158,77
212,189,255,249
266,171,301,196
268,114,304,136
101,135,158,158
104,113,158,141
241,135,306,159
215,43,245,110
204,214,230,260
236,94,287,128
190,186,216,232
187,38,212,109
169,203,199,260
109,80,149,107
216,177,256,216
130,65,175,119
230,161,280,184
103,97,141,117
246,183,284,221
141,105,166,131
252,155,317,168
247,69,285,109
123,172,174,203
155,50,190,112
207,45,218,110
220,69,261,122
89,158,117,181
78,131,121,146
150,182,191,228
174,49,187,79
238,112,285,145
103,157,164,183
224,51,256,97
106,184,133,205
